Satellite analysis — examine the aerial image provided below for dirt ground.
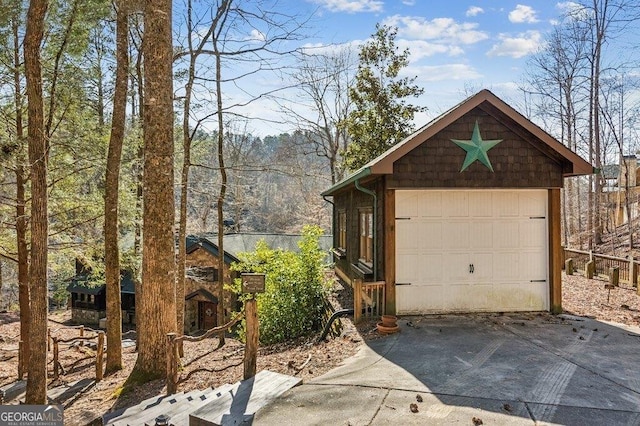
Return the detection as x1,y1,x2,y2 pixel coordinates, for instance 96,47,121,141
0,273,638,425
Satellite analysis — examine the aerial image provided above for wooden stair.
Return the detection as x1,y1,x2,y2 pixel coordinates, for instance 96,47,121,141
103,370,301,426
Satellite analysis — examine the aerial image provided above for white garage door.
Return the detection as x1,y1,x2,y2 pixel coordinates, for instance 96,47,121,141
395,190,549,314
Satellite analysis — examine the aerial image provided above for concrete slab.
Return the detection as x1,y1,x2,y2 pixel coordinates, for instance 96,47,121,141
255,313,640,426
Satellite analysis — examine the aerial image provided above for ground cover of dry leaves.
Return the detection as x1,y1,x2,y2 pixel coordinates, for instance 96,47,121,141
0,273,638,425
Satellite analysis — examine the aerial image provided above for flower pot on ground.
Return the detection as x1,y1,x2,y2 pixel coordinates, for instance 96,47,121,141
381,315,397,327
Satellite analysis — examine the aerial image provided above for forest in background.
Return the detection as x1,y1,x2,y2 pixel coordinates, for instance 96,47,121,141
0,1,640,302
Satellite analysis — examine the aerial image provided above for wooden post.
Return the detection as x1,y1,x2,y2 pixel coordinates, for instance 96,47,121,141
18,341,24,380
53,337,59,380
548,189,563,314
384,187,396,315
243,297,258,380
354,279,362,324
79,325,84,347
585,260,595,279
96,331,104,382
609,267,620,287
565,258,574,275
47,328,51,352
630,255,637,287
166,333,178,395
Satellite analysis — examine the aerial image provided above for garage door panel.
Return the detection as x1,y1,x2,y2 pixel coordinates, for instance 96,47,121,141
471,252,493,281
447,253,472,282
419,191,443,217
520,220,546,249
497,283,547,310
494,222,519,249
469,192,493,217
443,221,470,250
494,252,520,281
495,192,520,217
444,192,469,217
419,254,444,283
422,222,443,250
396,253,420,284
396,220,419,250
470,222,494,249
396,189,548,314
396,191,419,217
519,192,547,217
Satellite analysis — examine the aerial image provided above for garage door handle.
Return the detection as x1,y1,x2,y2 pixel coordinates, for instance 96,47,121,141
396,217,411,220
530,279,546,282
396,282,412,285
469,264,474,274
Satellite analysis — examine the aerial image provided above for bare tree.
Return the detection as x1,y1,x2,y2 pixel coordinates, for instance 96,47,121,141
283,48,355,184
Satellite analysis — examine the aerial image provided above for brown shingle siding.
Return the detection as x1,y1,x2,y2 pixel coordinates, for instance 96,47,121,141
388,108,563,189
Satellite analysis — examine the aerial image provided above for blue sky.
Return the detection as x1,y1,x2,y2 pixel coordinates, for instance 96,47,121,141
193,1,635,138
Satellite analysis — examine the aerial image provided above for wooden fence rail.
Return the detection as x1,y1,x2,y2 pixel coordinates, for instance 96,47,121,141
166,311,245,395
353,280,386,323
51,331,105,382
564,248,637,286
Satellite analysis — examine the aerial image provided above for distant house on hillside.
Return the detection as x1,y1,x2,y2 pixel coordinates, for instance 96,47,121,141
602,155,640,227
67,261,135,325
183,233,332,333
68,233,332,333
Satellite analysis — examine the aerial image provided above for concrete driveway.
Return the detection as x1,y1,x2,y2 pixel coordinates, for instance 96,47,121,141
256,313,640,425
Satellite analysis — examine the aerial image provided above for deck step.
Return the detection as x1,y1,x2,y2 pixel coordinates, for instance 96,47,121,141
146,385,236,426
104,386,234,426
104,370,300,426
103,392,185,425
189,370,302,426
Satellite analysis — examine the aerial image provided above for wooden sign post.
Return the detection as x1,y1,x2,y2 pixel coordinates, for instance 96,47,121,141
242,273,264,380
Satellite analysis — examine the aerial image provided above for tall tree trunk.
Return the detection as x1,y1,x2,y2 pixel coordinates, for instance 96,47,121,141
176,0,198,354
13,10,30,379
104,0,129,374
214,4,230,343
24,0,49,404
133,0,176,379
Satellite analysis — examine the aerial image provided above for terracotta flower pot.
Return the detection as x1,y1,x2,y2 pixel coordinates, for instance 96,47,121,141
381,315,398,327
377,321,400,335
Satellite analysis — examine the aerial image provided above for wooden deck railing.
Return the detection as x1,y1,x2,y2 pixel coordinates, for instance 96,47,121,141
564,247,637,285
353,279,385,323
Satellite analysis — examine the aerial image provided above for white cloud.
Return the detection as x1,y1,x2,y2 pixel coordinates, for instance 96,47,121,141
556,1,590,20
383,15,489,45
402,0,416,5
406,64,483,82
246,29,266,43
309,0,383,13
509,4,539,23
466,6,484,17
398,39,464,61
487,31,542,58
300,40,363,56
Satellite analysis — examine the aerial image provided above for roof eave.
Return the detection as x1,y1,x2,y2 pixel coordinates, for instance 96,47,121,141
321,167,372,196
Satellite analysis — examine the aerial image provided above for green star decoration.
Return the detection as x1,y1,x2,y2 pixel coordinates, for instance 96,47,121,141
450,121,503,172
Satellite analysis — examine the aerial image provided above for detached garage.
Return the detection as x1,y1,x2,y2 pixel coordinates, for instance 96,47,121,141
323,90,593,315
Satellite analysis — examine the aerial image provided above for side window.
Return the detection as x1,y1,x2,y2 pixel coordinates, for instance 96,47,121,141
359,209,373,265
338,211,347,250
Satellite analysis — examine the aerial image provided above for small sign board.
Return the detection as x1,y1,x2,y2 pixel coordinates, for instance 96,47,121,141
604,284,616,290
242,273,266,293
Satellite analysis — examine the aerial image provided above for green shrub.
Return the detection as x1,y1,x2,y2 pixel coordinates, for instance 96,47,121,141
231,225,329,344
